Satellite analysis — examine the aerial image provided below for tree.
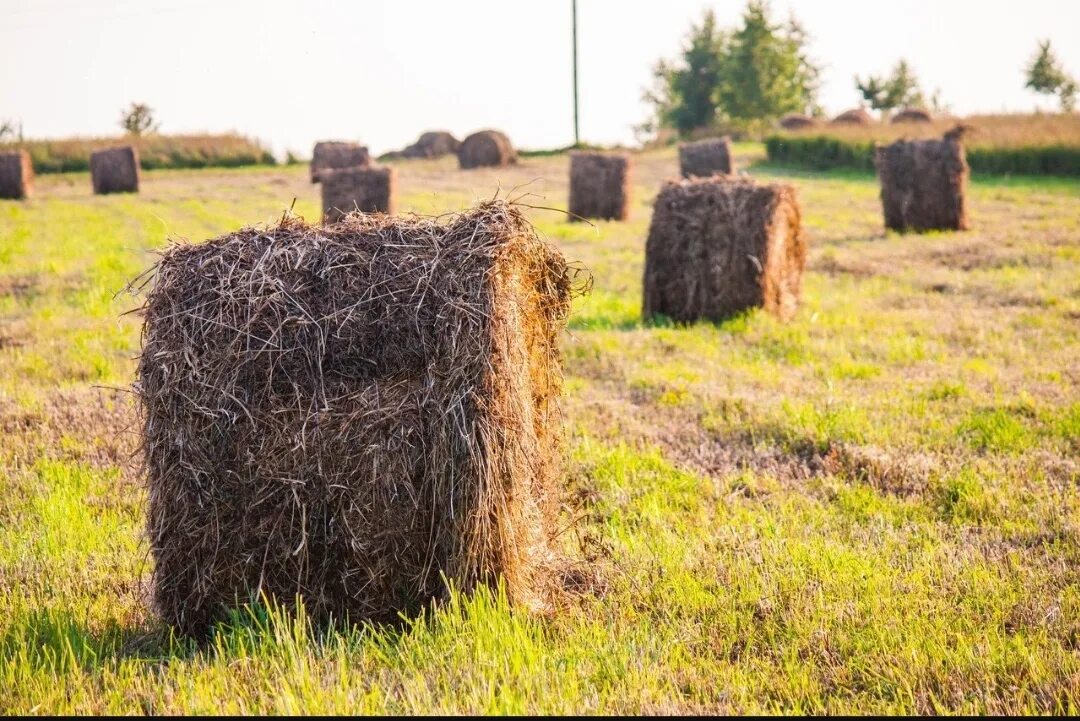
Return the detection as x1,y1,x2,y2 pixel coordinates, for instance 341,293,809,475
1025,40,1077,112
715,2,820,124
0,119,20,143
120,102,159,136
641,2,820,137
855,59,925,115
641,10,727,136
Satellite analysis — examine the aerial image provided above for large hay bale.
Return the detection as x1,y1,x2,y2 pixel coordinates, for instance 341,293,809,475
90,146,139,194
779,114,817,130
321,165,397,223
875,134,970,233
678,137,734,178
891,108,933,124
458,130,516,169
402,130,461,159
643,176,806,322
310,141,370,183
135,201,574,635
0,150,33,200
830,108,873,126
568,151,631,221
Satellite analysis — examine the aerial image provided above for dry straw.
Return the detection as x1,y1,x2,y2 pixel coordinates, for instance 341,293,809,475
458,130,516,169
643,176,806,323
321,165,397,222
310,141,370,183
0,150,33,200
133,201,579,635
568,151,631,221
678,137,734,178
875,130,970,233
90,146,139,194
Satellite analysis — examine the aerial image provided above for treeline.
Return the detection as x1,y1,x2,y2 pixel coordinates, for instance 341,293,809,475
1,133,275,174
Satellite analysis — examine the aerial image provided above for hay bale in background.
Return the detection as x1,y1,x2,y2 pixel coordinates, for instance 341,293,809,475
135,201,575,635
90,146,139,194
643,176,806,322
458,130,516,169
321,166,397,222
779,114,817,130
891,108,933,124
568,151,631,221
402,131,461,159
310,141,370,183
0,150,33,200
678,137,734,178
830,108,873,126
875,134,970,233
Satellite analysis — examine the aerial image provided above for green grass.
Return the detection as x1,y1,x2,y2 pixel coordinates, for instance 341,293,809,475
1,146,1079,713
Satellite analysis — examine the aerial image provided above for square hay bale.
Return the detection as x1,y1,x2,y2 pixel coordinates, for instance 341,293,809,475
310,141,371,183
90,146,140,195
643,176,806,323
135,201,574,635
321,165,397,223
0,150,33,200
678,137,734,178
875,135,970,233
568,151,631,221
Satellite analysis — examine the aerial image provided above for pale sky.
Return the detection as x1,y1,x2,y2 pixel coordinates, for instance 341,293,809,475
1,0,1078,157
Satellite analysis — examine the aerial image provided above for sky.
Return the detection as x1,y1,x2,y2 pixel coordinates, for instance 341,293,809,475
1,0,1078,157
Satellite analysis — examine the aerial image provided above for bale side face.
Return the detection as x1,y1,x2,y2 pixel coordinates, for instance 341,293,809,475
321,166,397,222
831,108,873,126
891,108,933,124
458,130,515,169
568,152,631,221
136,201,573,635
779,114,816,130
875,137,969,232
678,138,734,178
643,177,806,323
0,151,33,200
310,142,371,183
90,146,139,194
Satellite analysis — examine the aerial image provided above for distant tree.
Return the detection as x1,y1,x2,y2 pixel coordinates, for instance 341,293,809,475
0,119,20,142
641,10,727,136
855,59,926,116
715,2,820,124
1025,40,1077,112
641,2,819,137
120,102,159,136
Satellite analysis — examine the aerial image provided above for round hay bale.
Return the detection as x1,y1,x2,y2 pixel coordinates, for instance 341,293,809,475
830,108,874,126
875,134,969,233
310,141,370,183
568,151,632,221
458,130,516,169
0,150,33,200
90,146,140,194
135,201,577,635
643,176,806,323
321,165,397,223
779,114,817,130
678,137,734,178
891,108,933,124
402,131,460,159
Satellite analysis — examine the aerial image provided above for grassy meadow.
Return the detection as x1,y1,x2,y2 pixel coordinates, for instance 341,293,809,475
1,144,1079,713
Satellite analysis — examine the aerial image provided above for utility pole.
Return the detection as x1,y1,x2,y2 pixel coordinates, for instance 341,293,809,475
572,0,580,147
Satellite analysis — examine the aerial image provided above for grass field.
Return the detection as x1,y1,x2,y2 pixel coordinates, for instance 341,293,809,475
1,144,1078,714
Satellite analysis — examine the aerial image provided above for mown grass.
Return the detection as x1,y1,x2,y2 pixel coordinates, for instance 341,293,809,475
0,147,1078,713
